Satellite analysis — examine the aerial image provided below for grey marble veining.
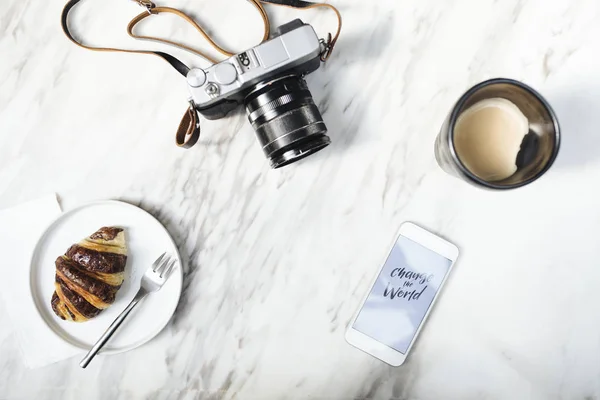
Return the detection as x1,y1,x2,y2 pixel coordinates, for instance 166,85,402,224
2,0,600,398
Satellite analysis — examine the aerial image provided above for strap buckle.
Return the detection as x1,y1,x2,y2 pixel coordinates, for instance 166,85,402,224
132,0,155,14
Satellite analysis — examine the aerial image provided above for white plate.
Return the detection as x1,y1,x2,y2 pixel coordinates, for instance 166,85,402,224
29,200,183,354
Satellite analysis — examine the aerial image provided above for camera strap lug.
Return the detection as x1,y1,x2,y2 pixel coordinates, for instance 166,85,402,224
132,0,155,14
319,33,333,62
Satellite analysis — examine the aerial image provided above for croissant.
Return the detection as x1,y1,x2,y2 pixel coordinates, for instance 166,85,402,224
51,227,127,322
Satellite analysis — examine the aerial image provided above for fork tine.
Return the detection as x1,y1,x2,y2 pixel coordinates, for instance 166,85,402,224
159,258,176,278
155,255,171,276
155,257,170,277
161,259,178,279
152,252,167,272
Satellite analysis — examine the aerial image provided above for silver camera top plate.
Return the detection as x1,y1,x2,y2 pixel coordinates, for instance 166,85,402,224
187,24,321,108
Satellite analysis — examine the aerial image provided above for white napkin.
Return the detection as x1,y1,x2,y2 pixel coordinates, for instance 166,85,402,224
0,194,82,368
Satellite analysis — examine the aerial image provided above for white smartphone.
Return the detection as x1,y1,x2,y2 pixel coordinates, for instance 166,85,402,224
345,222,459,366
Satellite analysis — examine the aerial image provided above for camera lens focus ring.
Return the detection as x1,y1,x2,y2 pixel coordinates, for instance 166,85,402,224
247,93,296,122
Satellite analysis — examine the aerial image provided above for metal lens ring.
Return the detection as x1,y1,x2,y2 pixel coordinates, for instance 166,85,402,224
244,76,331,169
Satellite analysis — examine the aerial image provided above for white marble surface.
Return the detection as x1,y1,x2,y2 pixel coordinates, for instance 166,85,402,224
2,0,600,398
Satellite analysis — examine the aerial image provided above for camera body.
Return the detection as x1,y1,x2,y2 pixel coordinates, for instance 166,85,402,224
186,19,330,168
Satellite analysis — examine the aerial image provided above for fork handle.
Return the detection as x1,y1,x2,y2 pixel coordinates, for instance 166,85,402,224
80,289,148,369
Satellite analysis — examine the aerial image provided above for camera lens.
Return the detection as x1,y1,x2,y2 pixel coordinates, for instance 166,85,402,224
244,76,330,169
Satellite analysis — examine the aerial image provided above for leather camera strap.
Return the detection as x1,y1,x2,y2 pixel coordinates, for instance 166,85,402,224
175,104,200,149
61,0,191,77
126,3,271,65
61,0,342,148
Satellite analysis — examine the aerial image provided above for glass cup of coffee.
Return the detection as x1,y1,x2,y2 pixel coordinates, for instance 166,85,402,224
435,78,560,189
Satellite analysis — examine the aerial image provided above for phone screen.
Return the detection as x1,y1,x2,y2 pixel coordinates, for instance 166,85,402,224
353,235,452,354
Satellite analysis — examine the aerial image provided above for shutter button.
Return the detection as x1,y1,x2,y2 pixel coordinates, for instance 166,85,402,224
214,63,237,85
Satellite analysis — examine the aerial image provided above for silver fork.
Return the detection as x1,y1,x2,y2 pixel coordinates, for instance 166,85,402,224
80,253,177,368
